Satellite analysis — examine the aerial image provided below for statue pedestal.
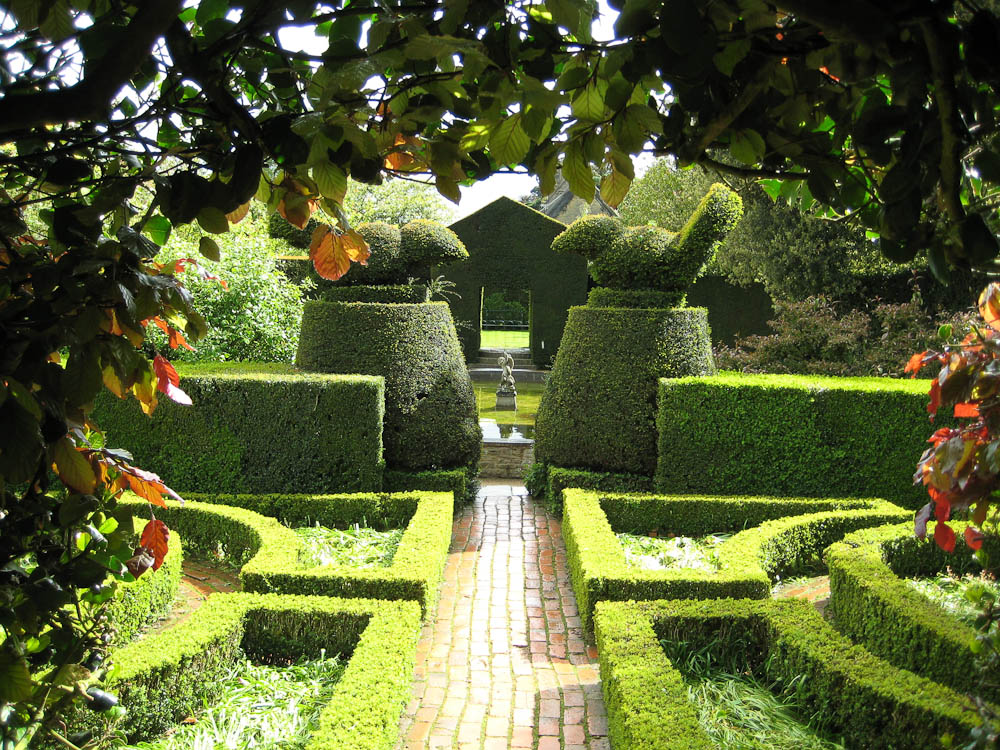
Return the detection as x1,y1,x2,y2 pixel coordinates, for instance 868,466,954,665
495,389,517,411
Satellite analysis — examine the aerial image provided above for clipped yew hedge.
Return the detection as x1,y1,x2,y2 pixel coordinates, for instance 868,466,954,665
656,372,946,508
95,363,384,494
827,521,1000,703
563,489,908,630
96,593,421,748
106,528,183,646
535,306,715,476
595,599,979,750
296,301,479,473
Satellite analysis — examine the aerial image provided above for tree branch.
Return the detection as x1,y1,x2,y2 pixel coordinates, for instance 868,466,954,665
0,1,182,137
773,0,894,57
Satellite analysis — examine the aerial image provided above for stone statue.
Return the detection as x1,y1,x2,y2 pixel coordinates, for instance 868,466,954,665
496,351,517,410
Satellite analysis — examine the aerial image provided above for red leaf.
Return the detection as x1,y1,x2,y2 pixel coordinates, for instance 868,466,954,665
905,351,927,377
965,526,985,551
125,548,154,578
954,402,980,418
140,519,170,571
927,379,942,417
914,502,933,540
152,355,192,405
934,521,956,552
979,283,1000,332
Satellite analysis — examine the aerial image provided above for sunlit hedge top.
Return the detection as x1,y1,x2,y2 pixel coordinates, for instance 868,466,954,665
551,183,742,300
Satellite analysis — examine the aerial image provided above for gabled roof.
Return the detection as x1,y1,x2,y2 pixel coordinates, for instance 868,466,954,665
449,196,566,235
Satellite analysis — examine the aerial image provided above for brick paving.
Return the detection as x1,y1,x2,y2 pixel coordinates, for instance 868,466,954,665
772,574,831,617
398,482,609,750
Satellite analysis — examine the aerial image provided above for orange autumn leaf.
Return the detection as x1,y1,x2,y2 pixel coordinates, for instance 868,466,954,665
152,354,192,405
225,202,251,225
309,225,371,281
954,402,980,418
904,351,928,377
979,282,1000,332
385,134,423,172
140,519,170,571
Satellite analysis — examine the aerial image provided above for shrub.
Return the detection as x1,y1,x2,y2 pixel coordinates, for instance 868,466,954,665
535,306,715,475
148,212,306,363
827,522,1000,702
563,489,908,631
95,364,385,494
296,301,480,473
83,593,421,748
552,183,742,295
524,463,654,513
655,372,951,508
321,284,428,303
595,598,979,750
119,491,452,617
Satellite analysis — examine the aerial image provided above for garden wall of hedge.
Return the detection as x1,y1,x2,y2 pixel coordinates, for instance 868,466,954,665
95,363,384,494
656,372,946,508
296,301,480,473
595,598,978,750
535,306,715,476
445,197,588,366
563,489,908,630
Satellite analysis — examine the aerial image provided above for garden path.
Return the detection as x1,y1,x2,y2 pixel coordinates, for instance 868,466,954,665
397,482,609,750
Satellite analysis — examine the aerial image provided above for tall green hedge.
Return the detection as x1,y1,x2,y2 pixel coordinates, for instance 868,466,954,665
296,301,480,473
656,372,946,508
94,363,385,494
445,197,588,366
534,306,715,475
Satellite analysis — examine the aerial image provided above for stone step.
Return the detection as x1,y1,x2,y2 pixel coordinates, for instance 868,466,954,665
475,356,534,367
467,367,547,384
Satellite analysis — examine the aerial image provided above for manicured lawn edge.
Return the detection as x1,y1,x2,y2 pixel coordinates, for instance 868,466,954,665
103,593,421,747
121,490,452,617
828,521,1000,702
594,598,979,750
563,489,909,630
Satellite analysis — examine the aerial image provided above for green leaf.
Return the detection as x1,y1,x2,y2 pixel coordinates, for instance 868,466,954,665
199,236,221,262
39,0,74,42
660,0,705,54
613,108,645,152
197,207,229,234
713,39,751,76
313,161,348,202
729,129,765,165
489,114,531,166
0,653,33,702
436,174,462,204
563,143,595,202
196,0,228,27
600,167,632,208
548,0,590,41
572,81,606,121
6,377,41,420
145,215,171,246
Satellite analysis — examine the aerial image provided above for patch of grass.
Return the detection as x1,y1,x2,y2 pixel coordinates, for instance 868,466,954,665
617,532,730,572
474,382,544,425
293,524,404,568
661,639,845,750
905,571,1000,626
480,329,529,349
117,653,345,750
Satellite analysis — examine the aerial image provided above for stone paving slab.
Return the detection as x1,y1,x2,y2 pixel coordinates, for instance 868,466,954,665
398,482,609,750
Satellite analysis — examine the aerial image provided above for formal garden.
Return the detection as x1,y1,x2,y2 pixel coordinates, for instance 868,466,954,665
6,1,1000,750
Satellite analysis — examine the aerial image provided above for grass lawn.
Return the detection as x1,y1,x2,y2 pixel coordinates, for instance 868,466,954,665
480,329,529,349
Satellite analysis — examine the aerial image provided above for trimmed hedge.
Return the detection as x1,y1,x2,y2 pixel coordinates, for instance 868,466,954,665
320,284,428,303
382,467,472,503
100,593,421,748
119,490,452,617
827,521,1000,702
656,372,949,508
95,363,384,494
296,301,480,473
595,598,979,750
563,489,909,630
534,306,715,475
445,197,588,367
107,528,183,646
551,183,742,294
524,462,654,512
587,288,685,309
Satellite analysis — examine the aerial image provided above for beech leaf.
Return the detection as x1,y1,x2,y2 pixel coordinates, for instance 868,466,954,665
934,521,957,553
140,519,170,571
53,437,97,495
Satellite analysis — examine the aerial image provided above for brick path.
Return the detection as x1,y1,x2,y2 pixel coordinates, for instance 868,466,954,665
398,482,609,750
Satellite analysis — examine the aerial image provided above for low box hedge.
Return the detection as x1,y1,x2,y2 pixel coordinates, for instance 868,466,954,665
95,363,385,494
382,467,472,503
99,593,421,748
656,372,948,509
594,598,979,750
121,490,452,616
106,528,183,646
524,463,655,512
827,521,1000,703
563,489,909,630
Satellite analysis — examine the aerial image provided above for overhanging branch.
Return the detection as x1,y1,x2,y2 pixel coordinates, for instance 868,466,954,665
0,1,183,138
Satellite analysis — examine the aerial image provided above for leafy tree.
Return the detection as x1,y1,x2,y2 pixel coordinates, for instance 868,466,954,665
343,178,454,226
